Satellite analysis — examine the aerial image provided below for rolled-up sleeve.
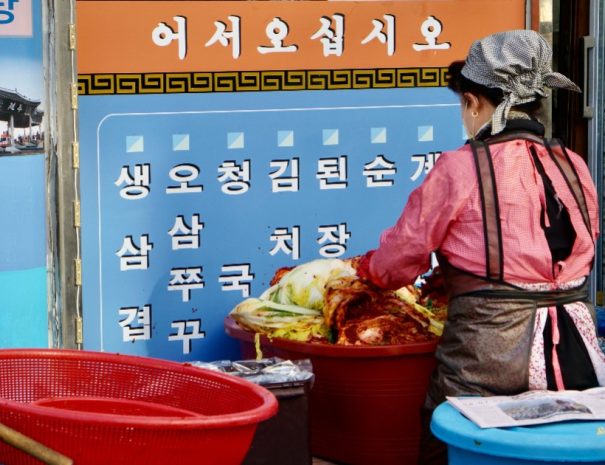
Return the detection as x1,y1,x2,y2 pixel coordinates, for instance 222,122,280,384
364,148,474,289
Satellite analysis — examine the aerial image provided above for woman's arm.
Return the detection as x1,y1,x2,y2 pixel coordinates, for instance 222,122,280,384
358,148,475,289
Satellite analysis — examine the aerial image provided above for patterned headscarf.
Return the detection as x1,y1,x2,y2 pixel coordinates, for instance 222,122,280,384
461,30,580,135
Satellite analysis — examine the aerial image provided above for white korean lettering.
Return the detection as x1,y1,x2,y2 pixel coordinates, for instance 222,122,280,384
269,158,299,192
257,17,298,55
168,319,205,354
115,164,151,199
116,235,153,271
217,160,250,195
310,14,344,57
166,164,203,194
269,226,300,260
205,15,241,59
413,16,451,51
168,214,204,250
152,16,187,60
168,267,205,302
410,151,442,181
317,224,351,257
361,15,395,56
219,264,255,298
119,305,152,342
363,154,397,187
317,156,348,189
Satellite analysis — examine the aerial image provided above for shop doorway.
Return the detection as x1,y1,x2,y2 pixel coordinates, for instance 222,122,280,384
551,0,590,154
550,0,603,304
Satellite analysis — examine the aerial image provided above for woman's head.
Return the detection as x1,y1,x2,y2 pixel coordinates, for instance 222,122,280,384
448,60,503,138
447,60,503,107
449,29,580,136
447,60,543,137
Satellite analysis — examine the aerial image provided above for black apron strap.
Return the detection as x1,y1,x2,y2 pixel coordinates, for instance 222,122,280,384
544,138,593,238
469,140,504,282
462,132,593,290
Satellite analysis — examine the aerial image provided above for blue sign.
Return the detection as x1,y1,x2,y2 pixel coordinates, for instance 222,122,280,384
80,87,463,361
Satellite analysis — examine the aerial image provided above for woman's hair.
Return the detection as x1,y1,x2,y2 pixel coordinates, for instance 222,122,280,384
447,61,503,105
447,60,543,117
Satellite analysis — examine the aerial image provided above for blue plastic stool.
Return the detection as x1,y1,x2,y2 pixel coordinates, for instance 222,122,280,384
431,401,605,464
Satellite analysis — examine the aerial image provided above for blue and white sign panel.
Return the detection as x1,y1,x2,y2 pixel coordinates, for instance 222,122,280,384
80,89,463,360
78,0,526,361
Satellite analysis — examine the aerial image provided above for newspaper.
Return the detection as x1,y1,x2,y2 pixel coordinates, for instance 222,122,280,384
447,387,605,428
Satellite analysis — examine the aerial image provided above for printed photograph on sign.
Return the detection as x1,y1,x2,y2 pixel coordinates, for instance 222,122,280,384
0,0,43,156
0,0,47,349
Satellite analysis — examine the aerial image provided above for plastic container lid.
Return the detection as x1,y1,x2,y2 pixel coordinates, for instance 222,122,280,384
431,402,605,462
190,357,314,389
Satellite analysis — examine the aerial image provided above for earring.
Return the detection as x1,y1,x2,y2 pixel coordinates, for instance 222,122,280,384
469,112,478,140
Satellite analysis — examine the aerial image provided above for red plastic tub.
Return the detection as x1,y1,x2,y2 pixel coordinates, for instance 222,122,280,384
0,349,278,465
225,316,437,465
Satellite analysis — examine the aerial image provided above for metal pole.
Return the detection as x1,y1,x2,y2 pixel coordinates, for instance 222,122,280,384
45,0,79,349
586,0,603,305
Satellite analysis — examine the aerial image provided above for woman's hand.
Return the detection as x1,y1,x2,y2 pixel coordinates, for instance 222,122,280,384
354,251,376,283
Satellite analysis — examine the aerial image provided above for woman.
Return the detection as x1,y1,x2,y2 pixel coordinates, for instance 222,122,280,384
357,30,605,465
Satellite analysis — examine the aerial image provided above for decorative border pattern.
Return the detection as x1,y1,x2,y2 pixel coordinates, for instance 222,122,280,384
78,68,449,95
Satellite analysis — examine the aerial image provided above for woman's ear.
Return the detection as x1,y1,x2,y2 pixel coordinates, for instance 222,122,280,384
462,92,481,112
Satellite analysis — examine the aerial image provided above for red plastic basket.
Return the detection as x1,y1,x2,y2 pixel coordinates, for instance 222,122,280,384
225,316,437,465
0,349,278,465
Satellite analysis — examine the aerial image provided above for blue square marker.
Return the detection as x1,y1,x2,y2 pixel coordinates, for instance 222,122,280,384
322,129,339,146
417,126,434,142
126,135,144,153
370,127,387,144
227,132,245,149
277,130,294,147
172,134,190,151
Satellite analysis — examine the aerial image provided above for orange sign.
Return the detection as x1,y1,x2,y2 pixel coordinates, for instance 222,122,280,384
77,0,526,74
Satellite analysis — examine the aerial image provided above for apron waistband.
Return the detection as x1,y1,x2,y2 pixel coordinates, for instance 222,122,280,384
438,254,588,307
462,284,588,308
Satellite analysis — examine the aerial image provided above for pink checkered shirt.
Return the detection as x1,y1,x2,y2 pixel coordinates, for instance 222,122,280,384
365,139,600,289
